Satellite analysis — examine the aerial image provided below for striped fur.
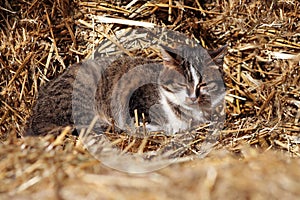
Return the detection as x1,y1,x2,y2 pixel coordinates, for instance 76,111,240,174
25,45,226,135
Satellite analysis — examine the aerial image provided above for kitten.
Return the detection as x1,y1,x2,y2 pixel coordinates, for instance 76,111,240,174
25,45,226,136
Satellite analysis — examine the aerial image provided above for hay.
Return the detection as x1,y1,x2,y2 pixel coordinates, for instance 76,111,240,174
0,0,300,199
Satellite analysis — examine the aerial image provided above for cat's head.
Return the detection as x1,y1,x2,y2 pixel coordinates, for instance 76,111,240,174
159,44,227,107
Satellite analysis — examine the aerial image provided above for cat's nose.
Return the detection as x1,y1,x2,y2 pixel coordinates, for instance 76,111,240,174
189,97,197,102
185,96,198,104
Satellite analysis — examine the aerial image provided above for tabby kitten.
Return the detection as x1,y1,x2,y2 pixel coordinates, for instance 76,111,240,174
25,45,226,136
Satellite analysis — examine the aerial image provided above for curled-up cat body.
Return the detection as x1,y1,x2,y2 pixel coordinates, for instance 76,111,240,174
25,44,226,136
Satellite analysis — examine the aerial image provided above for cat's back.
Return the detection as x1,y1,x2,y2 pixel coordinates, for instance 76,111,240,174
25,62,80,135
25,55,159,136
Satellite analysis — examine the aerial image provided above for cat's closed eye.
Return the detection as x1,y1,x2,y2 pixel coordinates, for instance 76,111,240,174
199,80,222,96
162,79,186,90
176,83,187,87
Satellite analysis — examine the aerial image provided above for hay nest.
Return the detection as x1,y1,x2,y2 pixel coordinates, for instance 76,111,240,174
0,0,300,199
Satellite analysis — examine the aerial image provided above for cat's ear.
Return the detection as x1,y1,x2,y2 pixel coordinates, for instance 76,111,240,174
160,45,182,68
207,45,227,67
